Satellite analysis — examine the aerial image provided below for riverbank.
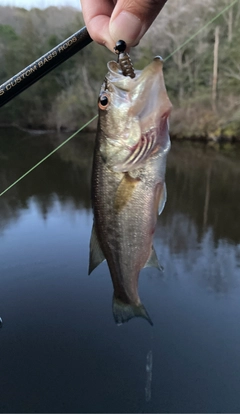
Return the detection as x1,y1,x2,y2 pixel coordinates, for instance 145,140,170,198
1,122,239,142
1,3,240,143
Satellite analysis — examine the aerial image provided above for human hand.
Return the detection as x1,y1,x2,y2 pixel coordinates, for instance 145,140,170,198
80,0,168,52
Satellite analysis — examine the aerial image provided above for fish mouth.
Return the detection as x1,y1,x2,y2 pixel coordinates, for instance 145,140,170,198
107,56,172,132
104,57,172,171
130,57,172,131
107,56,164,88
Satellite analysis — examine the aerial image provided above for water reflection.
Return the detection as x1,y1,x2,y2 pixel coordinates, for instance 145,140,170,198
0,128,94,232
1,128,240,294
155,214,240,294
145,349,153,402
0,127,240,412
1,130,240,241
165,141,240,244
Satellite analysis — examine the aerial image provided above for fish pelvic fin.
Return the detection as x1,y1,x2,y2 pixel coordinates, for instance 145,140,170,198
88,224,106,275
158,182,167,215
112,296,153,326
154,182,167,217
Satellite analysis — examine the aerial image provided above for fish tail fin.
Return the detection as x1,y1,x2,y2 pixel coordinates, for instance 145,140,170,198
112,296,153,326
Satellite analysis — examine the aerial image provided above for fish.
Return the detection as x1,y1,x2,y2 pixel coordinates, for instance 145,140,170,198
89,55,172,326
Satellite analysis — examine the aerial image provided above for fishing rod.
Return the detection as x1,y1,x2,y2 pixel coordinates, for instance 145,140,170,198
0,26,92,108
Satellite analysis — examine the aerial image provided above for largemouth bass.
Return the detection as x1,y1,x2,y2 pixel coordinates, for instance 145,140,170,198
89,55,172,326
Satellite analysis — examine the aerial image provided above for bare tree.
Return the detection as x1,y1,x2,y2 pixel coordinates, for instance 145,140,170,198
212,26,220,112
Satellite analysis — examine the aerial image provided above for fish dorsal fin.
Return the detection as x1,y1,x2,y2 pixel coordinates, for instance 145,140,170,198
144,245,162,271
112,296,153,326
158,182,167,215
88,224,106,275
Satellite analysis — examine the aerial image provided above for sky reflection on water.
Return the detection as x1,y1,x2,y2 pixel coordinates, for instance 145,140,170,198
0,128,240,412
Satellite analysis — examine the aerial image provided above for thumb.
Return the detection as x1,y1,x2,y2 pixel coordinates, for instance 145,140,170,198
109,0,167,47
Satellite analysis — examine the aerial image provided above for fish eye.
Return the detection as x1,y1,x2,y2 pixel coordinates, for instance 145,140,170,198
98,93,110,110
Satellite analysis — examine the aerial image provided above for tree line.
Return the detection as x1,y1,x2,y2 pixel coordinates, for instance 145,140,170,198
0,0,239,139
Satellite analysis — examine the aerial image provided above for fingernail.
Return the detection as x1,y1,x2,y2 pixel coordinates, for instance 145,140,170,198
110,11,143,45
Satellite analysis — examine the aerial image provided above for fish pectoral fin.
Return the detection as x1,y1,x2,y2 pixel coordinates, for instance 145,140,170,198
157,182,167,215
112,296,153,326
88,224,106,275
114,173,140,212
144,245,163,271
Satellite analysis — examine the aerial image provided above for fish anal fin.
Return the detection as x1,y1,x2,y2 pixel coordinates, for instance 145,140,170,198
144,245,163,271
112,296,153,326
88,224,105,275
114,173,140,212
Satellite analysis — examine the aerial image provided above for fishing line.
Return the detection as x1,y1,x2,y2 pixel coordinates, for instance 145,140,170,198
0,0,237,197
0,115,98,197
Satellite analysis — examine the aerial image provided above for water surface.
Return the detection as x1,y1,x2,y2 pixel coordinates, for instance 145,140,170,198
0,127,240,413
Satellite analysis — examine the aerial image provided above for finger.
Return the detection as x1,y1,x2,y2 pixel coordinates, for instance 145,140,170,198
80,0,116,50
109,0,168,47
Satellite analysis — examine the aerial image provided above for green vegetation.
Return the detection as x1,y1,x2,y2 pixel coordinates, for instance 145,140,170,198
0,1,239,139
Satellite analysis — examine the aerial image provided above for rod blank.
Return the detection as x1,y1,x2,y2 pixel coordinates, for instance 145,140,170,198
0,26,92,108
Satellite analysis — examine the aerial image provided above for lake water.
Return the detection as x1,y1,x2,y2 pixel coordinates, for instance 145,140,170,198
0,127,240,413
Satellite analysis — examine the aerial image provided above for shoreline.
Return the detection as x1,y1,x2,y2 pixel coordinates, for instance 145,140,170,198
1,124,239,143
